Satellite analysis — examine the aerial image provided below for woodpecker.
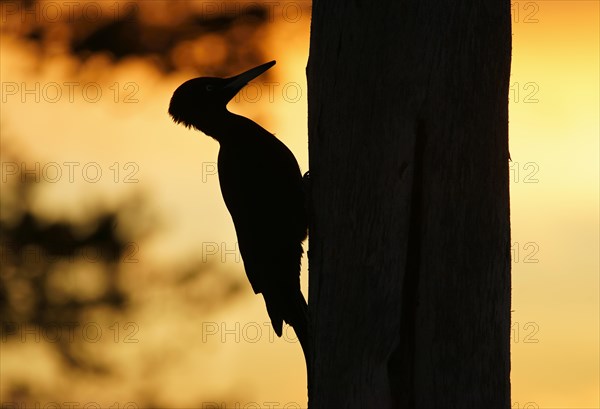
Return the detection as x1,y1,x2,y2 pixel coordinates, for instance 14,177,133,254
168,61,309,363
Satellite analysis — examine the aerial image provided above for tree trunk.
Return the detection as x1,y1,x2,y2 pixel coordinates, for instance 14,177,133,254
306,1,512,408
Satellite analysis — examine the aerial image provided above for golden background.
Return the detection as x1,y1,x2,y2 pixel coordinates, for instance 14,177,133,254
0,1,598,408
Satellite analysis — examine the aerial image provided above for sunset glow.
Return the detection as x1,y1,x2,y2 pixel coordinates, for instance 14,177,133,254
1,1,598,408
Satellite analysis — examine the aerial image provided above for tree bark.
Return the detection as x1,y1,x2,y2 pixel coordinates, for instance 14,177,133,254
306,1,512,408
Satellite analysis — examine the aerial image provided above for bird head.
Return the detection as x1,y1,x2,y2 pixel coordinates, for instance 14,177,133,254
168,60,276,132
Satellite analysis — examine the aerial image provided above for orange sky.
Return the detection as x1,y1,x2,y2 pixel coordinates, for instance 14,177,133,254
1,1,598,408
509,2,599,407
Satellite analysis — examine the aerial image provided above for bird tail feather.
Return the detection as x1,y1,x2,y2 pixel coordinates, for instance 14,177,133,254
286,290,309,370
263,289,309,369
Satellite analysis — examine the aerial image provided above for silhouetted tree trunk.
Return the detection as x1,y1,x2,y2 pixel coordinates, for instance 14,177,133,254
306,1,511,408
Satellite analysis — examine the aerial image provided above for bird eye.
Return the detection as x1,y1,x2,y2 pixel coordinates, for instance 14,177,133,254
205,85,215,91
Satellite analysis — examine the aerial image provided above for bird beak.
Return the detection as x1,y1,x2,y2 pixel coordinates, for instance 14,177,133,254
224,60,276,98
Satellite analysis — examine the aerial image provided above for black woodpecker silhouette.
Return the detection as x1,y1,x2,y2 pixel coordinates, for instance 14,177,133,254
168,61,309,364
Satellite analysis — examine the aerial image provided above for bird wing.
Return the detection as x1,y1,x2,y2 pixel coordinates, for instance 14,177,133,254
217,134,306,295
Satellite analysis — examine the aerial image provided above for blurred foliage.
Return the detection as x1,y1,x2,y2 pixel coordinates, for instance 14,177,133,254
1,0,275,75
0,142,243,378
1,160,135,371
0,0,278,401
